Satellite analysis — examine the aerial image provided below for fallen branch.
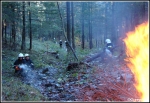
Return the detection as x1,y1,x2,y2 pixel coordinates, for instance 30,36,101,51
57,2,78,61
66,62,79,71
79,61,91,67
84,51,105,63
66,61,92,71
46,51,58,54
44,51,59,59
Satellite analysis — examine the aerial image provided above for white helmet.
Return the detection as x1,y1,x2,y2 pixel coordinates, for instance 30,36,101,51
25,53,29,57
18,53,24,57
105,39,111,43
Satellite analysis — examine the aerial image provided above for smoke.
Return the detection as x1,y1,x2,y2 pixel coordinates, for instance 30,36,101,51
19,64,32,76
18,64,37,85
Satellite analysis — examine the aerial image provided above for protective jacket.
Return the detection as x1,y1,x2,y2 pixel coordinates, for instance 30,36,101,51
25,59,34,68
14,59,25,73
106,43,113,53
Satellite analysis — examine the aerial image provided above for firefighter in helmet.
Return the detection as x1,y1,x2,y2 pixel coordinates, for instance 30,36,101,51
105,39,113,54
65,41,70,52
24,53,34,69
59,40,62,48
13,53,25,74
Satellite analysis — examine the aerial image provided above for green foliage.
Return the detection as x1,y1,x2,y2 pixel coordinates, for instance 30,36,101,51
2,1,146,101
72,72,78,78
76,48,92,61
2,36,99,101
57,78,63,83
2,76,47,101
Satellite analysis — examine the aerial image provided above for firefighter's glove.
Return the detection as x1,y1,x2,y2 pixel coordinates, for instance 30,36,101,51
15,66,21,70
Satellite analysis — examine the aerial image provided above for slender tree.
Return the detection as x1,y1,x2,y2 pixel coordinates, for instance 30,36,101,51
66,2,71,44
2,20,4,40
111,2,117,44
104,3,108,42
21,1,26,50
28,2,32,50
89,2,93,49
81,2,85,49
71,2,75,50
11,3,16,49
4,19,7,44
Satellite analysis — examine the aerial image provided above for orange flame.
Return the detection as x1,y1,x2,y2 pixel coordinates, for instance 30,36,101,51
123,22,149,102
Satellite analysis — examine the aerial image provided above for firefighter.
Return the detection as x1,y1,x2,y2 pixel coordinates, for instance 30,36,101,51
65,41,69,47
24,53,34,69
13,53,25,75
59,40,62,48
105,39,113,54
65,41,69,52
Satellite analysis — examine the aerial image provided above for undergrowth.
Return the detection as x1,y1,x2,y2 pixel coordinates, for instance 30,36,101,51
2,37,97,101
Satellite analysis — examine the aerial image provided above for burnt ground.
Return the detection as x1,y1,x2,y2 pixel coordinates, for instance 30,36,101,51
73,55,140,101
20,52,140,102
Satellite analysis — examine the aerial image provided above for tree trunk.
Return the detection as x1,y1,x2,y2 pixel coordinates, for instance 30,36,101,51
12,4,16,50
111,2,116,44
21,1,26,50
2,20,4,40
89,3,93,49
81,3,85,49
96,39,97,48
9,24,11,46
12,22,16,48
90,21,93,49
28,2,32,50
66,2,71,45
104,3,108,42
71,2,75,50
4,19,7,45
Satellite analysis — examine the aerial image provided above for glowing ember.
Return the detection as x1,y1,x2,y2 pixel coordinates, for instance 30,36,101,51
123,22,149,102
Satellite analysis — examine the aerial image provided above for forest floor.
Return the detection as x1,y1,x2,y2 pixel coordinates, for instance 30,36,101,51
2,38,140,102
71,53,139,101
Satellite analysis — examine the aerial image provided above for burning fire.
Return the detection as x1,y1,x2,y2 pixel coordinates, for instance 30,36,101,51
123,22,149,102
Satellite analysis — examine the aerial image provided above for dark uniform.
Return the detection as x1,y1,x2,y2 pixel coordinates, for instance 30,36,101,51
59,40,62,48
14,58,25,74
106,43,113,54
24,59,34,69
65,41,69,47
65,41,70,52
